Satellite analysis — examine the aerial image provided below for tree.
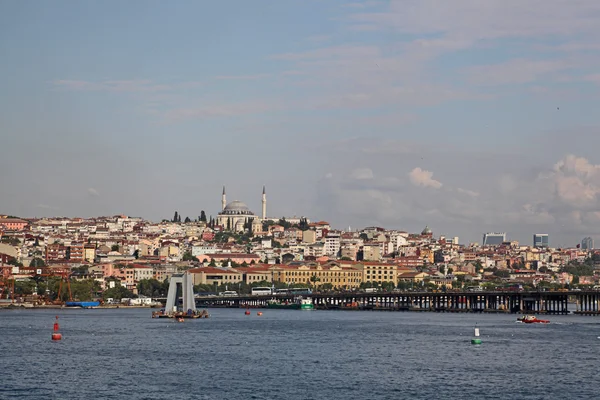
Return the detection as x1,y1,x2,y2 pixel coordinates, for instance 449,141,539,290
359,233,369,241
200,211,207,222
30,257,45,268
103,285,134,300
182,251,198,262
173,211,179,223
178,214,182,223
184,216,191,223
278,218,291,229
111,244,120,252
310,274,321,289
137,279,169,297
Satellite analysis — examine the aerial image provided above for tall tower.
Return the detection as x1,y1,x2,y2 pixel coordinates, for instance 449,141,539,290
262,185,267,220
222,186,226,211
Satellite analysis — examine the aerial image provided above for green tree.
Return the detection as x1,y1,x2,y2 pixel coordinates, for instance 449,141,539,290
310,274,321,289
30,257,45,267
199,210,207,222
111,244,120,252
184,216,191,223
278,218,291,229
182,251,198,262
103,285,135,300
14,280,37,296
173,211,179,223
137,279,169,297
8,258,23,267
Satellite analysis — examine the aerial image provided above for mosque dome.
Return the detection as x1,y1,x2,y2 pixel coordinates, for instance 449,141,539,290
221,200,254,215
421,225,432,235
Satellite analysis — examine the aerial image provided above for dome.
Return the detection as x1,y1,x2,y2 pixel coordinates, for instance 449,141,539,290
421,225,432,235
221,200,254,215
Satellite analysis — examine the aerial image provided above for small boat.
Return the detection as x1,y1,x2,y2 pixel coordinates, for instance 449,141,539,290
517,315,549,324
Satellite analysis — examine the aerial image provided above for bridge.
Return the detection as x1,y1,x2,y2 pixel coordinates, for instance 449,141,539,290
154,291,600,315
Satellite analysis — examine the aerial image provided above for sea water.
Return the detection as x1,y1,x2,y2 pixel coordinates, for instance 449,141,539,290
0,309,598,399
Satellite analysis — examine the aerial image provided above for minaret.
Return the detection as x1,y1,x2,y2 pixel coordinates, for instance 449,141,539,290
222,186,226,211
262,185,267,220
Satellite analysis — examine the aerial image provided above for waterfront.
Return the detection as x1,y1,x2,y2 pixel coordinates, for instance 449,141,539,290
1,309,599,399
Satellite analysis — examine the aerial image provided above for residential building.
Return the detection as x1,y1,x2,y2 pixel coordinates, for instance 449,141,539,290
581,237,594,250
533,234,549,248
482,232,506,246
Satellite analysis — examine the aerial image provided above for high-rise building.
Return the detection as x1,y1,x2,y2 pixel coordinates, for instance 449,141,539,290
582,237,594,250
533,234,549,248
482,232,506,246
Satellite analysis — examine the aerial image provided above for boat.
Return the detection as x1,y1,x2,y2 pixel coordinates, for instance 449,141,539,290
65,301,100,308
267,296,314,310
517,315,550,324
299,297,314,310
152,309,210,319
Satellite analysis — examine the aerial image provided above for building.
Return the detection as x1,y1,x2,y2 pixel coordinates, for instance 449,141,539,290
188,266,243,286
533,234,549,248
216,186,265,232
362,243,381,261
482,232,506,246
0,218,28,231
271,263,362,290
324,232,341,257
582,237,594,250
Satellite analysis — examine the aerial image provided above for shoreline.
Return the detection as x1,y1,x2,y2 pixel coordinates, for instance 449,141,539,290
0,304,162,310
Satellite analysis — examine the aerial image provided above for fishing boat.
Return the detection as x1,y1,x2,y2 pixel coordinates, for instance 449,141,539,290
517,315,549,324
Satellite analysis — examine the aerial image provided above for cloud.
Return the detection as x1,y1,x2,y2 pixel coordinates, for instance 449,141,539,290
408,167,443,189
53,79,172,92
349,168,374,180
346,0,600,39
315,152,600,245
467,58,581,86
35,204,59,210
87,188,100,197
457,188,480,197
214,74,270,80
164,102,277,121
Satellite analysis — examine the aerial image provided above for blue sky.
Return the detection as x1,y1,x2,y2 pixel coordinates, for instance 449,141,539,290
2,0,600,246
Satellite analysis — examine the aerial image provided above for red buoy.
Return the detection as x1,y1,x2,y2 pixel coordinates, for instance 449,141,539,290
257,312,263,316
245,309,251,315
52,316,62,341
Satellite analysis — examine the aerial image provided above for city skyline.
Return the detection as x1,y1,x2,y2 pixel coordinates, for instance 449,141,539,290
2,1,600,246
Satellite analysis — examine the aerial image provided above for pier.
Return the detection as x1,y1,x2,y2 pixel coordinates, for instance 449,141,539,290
177,290,600,315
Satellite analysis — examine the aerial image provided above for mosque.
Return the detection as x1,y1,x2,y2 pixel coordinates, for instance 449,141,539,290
217,186,266,233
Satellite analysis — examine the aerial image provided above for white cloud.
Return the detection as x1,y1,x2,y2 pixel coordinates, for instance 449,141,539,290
350,168,374,180
457,188,479,197
315,152,600,245
408,167,442,189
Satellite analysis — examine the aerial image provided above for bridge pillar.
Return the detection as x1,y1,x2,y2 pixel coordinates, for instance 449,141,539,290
164,273,196,314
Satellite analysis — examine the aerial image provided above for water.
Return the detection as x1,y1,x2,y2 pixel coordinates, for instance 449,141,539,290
1,309,598,400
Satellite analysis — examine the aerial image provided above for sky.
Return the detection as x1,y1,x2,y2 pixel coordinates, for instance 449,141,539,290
2,0,600,247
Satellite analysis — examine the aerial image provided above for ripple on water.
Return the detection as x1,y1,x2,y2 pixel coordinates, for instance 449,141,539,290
0,309,599,400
